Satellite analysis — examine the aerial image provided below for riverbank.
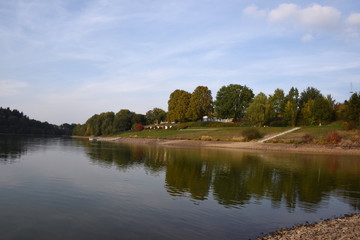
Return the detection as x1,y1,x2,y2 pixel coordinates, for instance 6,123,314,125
78,136,360,155
258,214,360,240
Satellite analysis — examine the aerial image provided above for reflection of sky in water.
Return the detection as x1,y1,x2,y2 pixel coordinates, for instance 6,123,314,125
0,136,359,240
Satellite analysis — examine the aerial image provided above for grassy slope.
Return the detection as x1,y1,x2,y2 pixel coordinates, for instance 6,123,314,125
118,126,291,141
116,121,359,144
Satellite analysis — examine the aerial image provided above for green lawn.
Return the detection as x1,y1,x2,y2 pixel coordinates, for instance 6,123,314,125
118,126,292,141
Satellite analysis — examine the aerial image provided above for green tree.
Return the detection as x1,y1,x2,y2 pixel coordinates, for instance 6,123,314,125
299,87,323,107
214,84,254,121
268,88,286,121
85,114,101,136
186,86,213,121
146,108,167,124
99,112,115,135
168,89,191,122
113,109,135,133
301,98,333,125
131,114,146,125
284,87,299,126
347,92,360,124
246,92,268,126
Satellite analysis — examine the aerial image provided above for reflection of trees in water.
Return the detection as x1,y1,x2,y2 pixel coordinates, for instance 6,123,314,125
0,135,62,164
85,141,167,174
83,141,360,211
0,135,29,164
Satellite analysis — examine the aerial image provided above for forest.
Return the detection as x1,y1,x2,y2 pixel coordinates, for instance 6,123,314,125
0,107,74,135
74,85,360,136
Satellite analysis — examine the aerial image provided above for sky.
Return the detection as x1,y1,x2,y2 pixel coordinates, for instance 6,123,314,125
1,0,360,125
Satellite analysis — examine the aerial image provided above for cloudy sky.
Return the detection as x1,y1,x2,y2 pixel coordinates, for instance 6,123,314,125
1,0,360,124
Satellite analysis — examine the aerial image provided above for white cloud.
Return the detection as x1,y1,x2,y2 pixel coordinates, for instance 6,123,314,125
268,3,341,31
347,13,360,25
299,4,341,29
268,3,299,22
301,33,314,42
0,80,27,96
243,5,267,18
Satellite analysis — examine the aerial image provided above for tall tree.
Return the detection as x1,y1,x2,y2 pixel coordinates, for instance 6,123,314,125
347,92,360,124
284,87,299,126
214,84,254,121
246,92,268,126
186,86,213,121
299,87,323,107
168,90,191,122
268,88,286,121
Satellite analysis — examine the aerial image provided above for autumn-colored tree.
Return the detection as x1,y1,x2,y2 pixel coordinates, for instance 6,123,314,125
167,90,191,122
186,86,213,121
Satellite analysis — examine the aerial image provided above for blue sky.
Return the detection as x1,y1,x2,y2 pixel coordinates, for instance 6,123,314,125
1,0,360,124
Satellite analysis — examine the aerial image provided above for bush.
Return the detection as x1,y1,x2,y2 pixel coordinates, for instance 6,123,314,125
302,134,313,144
342,121,356,131
242,128,262,141
326,131,341,144
133,123,144,132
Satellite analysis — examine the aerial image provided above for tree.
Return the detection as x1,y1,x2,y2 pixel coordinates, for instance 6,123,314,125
268,88,286,121
113,109,135,133
301,98,333,125
186,86,213,121
299,87,323,107
284,87,299,126
131,114,146,126
146,108,167,124
214,84,254,121
245,92,268,126
99,112,115,135
347,92,360,124
85,114,101,136
167,89,191,122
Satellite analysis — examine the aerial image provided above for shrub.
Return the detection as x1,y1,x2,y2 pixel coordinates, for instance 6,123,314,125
242,128,262,141
302,134,313,144
326,131,341,144
342,121,356,131
133,123,144,132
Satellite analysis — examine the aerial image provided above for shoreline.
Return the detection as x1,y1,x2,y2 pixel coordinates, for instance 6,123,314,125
75,136,360,155
258,214,360,239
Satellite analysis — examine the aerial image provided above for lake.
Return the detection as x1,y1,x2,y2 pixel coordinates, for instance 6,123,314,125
0,135,359,239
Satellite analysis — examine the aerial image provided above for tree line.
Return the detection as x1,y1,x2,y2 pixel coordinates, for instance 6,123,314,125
167,85,360,128
0,107,74,135
74,84,359,137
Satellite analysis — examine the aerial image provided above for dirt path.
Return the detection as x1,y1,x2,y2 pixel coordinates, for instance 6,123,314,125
258,127,301,143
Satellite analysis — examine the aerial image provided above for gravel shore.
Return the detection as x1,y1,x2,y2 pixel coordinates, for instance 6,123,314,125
258,214,360,240
86,137,360,155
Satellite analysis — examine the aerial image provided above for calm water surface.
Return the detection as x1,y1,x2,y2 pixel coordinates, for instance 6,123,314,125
0,135,359,239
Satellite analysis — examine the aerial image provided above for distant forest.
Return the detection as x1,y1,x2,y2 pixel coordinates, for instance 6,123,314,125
0,107,74,135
